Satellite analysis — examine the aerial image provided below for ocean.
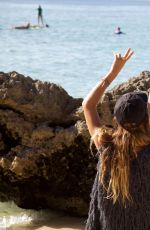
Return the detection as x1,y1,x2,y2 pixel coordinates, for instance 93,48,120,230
0,201,85,229
0,0,150,98
0,0,150,228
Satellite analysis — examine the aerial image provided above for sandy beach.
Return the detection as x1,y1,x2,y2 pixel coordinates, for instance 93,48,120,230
33,215,85,230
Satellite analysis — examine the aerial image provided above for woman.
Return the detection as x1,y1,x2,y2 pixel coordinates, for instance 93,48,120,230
82,48,150,230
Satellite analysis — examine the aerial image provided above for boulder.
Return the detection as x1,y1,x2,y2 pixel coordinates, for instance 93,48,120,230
0,71,82,124
0,71,149,216
77,71,150,126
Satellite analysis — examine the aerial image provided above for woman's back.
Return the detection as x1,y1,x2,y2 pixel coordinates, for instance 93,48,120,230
86,144,150,230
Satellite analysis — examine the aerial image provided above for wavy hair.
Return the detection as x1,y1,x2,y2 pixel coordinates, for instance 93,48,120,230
96,115,150,205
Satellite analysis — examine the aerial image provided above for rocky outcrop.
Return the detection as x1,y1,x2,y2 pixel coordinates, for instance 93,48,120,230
0,71,149,216
76,71,150,126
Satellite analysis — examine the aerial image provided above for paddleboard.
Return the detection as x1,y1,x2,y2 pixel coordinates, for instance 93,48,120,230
30,25,44,29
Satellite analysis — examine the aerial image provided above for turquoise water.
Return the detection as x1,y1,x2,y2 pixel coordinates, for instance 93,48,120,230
0,0,150,228
0,1,150,98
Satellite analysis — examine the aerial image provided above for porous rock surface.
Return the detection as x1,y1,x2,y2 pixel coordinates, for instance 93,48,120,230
0,71,149,216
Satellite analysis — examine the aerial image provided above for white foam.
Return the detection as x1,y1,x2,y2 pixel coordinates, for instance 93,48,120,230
0,201,33,229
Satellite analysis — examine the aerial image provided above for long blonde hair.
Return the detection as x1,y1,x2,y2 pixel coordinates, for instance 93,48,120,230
96,115,150,205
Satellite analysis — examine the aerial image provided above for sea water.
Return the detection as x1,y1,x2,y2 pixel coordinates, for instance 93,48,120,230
0,201,85,229
0,0,150,98
0,0,150,228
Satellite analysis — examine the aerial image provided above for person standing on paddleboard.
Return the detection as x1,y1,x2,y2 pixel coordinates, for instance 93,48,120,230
37,5,44,26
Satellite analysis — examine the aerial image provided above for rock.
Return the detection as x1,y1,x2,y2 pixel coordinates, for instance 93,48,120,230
0,71,82,124
0,71,149,216
78,71,150,126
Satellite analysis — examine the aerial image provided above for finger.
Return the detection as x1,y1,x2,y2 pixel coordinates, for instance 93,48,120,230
123,48,131,59
116,53,121,59
126,50,134,60
123,48,134,60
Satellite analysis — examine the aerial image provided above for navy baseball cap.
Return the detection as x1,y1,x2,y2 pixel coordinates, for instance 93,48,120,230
114,91,148,127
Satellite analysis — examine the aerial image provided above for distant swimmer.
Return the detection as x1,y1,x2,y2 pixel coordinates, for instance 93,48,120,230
37,5,44,26
13,23,30,30
115,27,125,35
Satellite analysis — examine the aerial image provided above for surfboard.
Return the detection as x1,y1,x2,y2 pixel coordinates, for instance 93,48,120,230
30,25,44,29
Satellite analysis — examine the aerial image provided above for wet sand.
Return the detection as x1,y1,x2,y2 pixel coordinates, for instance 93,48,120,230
33,215,85,230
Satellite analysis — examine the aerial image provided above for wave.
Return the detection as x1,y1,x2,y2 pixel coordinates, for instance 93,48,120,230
0,201,85,230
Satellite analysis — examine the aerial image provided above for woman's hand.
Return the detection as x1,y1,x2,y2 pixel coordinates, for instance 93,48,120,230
109,48,134,76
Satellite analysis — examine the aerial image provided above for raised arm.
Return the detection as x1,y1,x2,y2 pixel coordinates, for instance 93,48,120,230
82,48,134,149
